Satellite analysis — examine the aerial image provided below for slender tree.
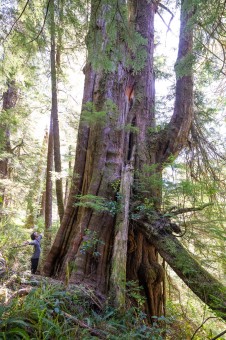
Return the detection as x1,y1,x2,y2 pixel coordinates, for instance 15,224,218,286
43,116,54,262
0,81,18,210
64,145,72,208
49,0,64,222
25,129,48,227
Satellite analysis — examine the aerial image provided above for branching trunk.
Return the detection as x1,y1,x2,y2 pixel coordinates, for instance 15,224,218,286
156,0,194,165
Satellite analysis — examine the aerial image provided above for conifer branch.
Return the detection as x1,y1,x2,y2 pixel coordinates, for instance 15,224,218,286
157,3,175,34
169,203,213,216
196,22,226,74
28,0,51,43
4,0,31,42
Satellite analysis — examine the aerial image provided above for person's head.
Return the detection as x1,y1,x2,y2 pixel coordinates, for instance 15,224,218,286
30,231,38,240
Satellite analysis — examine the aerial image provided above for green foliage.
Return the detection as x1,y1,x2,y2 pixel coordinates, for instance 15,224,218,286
86,1,147,72
174,53,196,78
154,55,172,80
110,179,121,193
131,198,156,220
0,281,175,339
124,124,139,134
74,193,122,216
0,219,29,271
81,100,118,126
80,229,104,257
74,194,108,212
134,164,162,205
165,290,226,340
126,281,146,308
125,31,148,73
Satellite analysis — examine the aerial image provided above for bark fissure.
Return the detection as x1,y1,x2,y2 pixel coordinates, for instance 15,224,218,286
110,161,134,309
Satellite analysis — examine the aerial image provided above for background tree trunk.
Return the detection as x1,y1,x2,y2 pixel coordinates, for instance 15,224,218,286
25,129,48,227
50,0,64,222
42,117,54,265
64,145,72,208
0,81,18,211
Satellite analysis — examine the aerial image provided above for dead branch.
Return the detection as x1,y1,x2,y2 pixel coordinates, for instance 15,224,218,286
157,3,175,34
211,330,226,340
6,287,32,304
191,316,219,339
169,203,213,216
28,0,51,44
61,311,106,339
4,0,31,42
11,139,24,152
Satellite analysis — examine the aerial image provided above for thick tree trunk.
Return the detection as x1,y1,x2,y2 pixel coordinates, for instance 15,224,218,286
44,0,197,320
44,0,130,285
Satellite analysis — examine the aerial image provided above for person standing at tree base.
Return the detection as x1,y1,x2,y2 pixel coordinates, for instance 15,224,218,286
24,232,42,274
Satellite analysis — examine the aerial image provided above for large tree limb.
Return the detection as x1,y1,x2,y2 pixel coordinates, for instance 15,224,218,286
156,1,194,165
136,218,226,320
169,203,213,216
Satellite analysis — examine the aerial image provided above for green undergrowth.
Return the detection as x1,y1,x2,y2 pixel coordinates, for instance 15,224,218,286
0,277,224,340
0,278,172,340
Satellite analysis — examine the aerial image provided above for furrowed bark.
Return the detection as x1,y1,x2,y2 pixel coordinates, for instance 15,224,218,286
110,161,134,309
44,0,129,281
126,0,165,317
137,219,226,320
